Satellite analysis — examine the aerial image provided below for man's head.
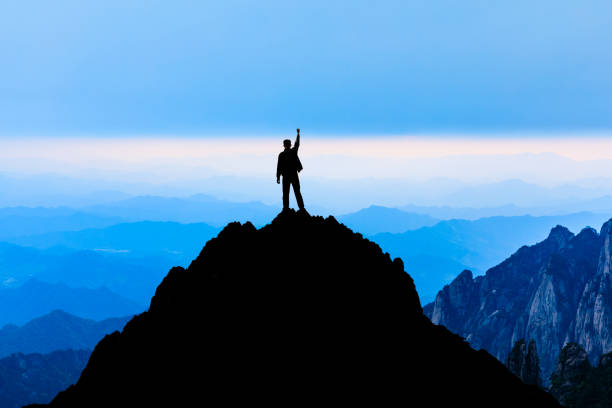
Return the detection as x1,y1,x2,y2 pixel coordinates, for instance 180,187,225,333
283,139,291,149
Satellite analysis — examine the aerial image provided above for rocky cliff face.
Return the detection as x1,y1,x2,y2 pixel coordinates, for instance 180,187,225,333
40,211,558,407
425,219,612,385
574,221,612,363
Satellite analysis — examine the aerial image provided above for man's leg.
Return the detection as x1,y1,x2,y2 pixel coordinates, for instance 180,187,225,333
282,176,290,209
292,176,305,210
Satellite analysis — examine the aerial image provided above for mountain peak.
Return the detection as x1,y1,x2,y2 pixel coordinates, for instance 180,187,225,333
46,212,558,407
44,309,74,319
600,218,612,238
547,225,574,244
456,269,473,281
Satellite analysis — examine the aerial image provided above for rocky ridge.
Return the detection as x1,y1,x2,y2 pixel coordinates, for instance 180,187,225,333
425,219,612,384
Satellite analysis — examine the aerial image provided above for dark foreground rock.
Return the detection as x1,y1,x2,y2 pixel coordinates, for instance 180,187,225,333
41,211,559,407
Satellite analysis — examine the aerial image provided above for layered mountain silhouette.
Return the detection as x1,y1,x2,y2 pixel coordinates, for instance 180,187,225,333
83,194,278,227
40,211,558,407
0,206,122,240
425,218,612,384
0,349,90,408
8,221,219,261
0,310,131,358
0,280,141,327
0,243,175,306
338,205,439,234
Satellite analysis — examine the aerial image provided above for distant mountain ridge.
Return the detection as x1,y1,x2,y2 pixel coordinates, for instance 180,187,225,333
7,221,220,262
373,212,612,303
82,194,279,227
0,242,176,304
0,349,90,408
0,280,142,326
0,206,123,240
0,310,130,358
42,211,558,407
425,218,612,384
338,205,439,235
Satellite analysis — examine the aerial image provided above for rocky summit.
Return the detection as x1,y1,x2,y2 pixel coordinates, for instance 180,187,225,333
425,218,612,385
40,211,558,407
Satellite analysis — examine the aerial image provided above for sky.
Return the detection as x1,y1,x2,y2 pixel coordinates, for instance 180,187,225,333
0,0,611,135
4,135,612,180
1,1,611,212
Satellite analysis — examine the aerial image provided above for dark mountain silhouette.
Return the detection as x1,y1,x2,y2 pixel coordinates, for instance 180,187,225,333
0,310,131,358
42,211,558,407
425,218,612,385
0,279,142,326
0,349,90,408
550,343,612,408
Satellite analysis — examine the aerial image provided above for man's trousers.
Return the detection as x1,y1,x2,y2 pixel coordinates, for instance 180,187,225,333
282,174,305,210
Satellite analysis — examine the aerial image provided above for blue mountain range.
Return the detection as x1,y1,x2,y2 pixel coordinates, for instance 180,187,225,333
0,280,142,326
0,309,130,357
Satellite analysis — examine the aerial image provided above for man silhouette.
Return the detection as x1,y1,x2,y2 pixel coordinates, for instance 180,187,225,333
277,128,305,211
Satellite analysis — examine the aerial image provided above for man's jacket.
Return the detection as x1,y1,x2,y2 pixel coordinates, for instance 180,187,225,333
277,136,303,178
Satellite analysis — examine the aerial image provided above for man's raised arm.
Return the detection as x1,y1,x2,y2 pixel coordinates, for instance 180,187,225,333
294,128,300,150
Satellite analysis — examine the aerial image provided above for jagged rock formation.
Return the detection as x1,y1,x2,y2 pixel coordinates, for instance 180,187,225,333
574,221,612,363
506,339,541,386
425,219,612,384
40,211,558,407
0,349,90,408
550,343,612,407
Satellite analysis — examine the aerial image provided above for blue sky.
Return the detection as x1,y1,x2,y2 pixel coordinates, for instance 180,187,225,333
1,0,611,135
